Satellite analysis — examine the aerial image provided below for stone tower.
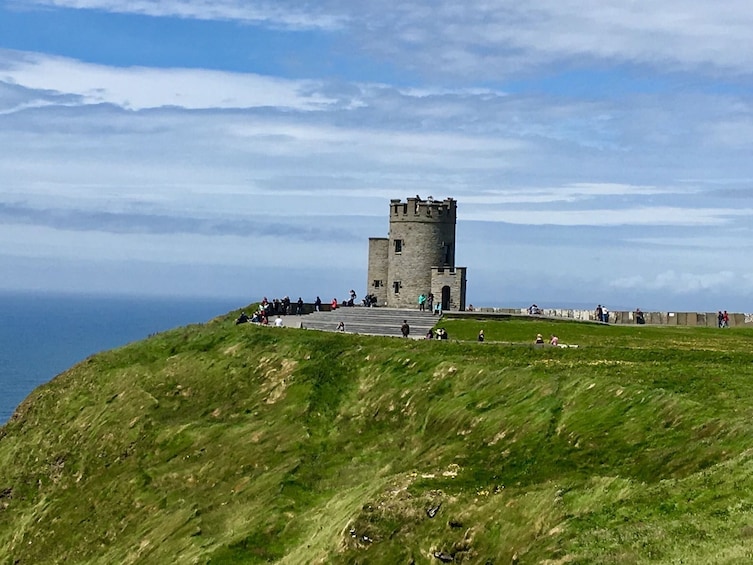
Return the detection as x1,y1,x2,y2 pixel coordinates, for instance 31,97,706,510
367,196,467,310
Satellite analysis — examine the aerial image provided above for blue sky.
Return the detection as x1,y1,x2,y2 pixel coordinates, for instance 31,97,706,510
1,0,753,312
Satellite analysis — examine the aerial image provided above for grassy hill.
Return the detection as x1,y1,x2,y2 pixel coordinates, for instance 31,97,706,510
2,311,753,564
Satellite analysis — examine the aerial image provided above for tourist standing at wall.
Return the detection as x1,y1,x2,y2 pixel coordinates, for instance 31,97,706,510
418,293,426,311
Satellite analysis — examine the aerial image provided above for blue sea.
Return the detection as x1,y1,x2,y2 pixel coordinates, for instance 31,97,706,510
0,292,244,424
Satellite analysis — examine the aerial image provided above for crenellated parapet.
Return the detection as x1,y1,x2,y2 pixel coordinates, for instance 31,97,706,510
389,197,457,224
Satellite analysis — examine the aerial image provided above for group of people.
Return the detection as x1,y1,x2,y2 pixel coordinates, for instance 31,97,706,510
418,292,442,314
534,333,559,346
718,310,730,328
425,327,448,340
255,296,306,316
235,309,285,327
330,290,359,310
595,304,610,323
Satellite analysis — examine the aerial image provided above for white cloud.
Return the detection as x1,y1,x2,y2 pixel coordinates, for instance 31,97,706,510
17,1,753,76
0,223,361,266
461,207,753,226
462,183,685,205
20,0,346,30
349,0,753,76
0,51,335,110
610,270,744,294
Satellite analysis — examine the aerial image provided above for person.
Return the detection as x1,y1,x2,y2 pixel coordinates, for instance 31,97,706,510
535,333,545,344
336,321,345,332
418,293,426,311
401,320,410,338
434,302,442,316
602,306,610,324
477,329,484,342
635,308,645,325
331,298,338,310
439,328,448,340
274,316,284,327
235,311,249,325
549,334,559,346
467,304,474,312
723,310,729,328
425,329,434,340
595,304,603,322
718,311,724,328
314,296,322,312
427,293,434,312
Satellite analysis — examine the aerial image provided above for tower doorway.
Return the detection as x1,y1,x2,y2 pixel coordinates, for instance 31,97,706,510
441,286,451,311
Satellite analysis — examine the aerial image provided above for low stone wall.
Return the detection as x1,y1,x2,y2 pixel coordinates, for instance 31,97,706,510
467,308,752,327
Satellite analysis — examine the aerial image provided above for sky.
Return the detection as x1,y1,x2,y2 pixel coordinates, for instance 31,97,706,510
1,0,752,312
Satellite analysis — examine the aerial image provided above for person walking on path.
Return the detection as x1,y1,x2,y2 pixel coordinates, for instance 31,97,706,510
401,320,410,338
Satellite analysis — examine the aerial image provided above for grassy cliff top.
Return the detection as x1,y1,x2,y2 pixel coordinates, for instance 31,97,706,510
2,310,753,564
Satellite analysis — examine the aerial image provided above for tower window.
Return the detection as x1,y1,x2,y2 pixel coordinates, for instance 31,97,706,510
393,281,401,294
394,239,402,253
373,280,382,288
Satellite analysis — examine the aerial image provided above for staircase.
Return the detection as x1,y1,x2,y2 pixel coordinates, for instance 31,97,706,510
288,307,439,338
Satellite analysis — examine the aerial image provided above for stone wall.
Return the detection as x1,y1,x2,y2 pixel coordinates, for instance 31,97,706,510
366,237,389,306
467,307,752,327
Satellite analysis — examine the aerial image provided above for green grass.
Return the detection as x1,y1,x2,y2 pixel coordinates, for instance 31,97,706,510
1,311,753,563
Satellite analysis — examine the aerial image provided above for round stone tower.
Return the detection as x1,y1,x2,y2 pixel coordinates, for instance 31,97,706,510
386,196,457,308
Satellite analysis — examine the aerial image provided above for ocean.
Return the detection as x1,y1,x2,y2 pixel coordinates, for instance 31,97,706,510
0,292,244,424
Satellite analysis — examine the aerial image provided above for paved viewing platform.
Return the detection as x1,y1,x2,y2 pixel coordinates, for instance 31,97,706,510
285,307,440,338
